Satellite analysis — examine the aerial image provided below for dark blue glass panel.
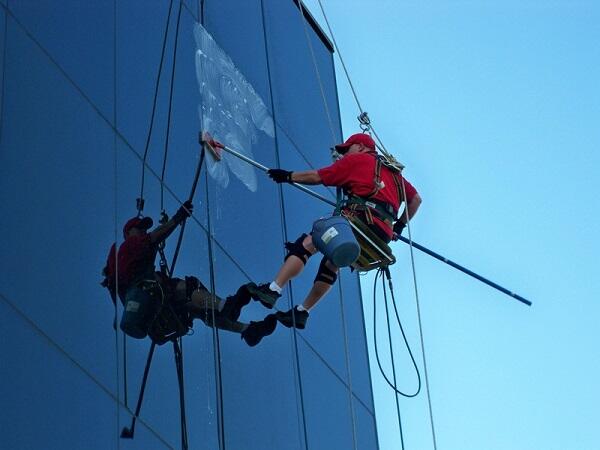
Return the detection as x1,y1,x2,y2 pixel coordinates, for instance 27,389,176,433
0,301,172,450
297,338,356,450
0,301,115,449
263,0,342,159
339,269,376,409
115,140,220,448
355,401,380,450
115,1,180,162
276,131,350,382
9,0,115,119
213,244,306,450
2,1,378,447
204,0,272,105
0,18,117,392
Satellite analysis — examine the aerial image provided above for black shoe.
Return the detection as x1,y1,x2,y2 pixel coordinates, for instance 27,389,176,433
246,283,281,309
241,314,278,347
276,306,309,330
220,283,253,322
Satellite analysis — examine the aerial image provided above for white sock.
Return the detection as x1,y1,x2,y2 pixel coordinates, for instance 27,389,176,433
269,281,283,294
297,304,309,313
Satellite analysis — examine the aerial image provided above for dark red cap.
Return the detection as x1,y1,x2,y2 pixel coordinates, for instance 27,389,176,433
334,133,376,151
123,216,153,238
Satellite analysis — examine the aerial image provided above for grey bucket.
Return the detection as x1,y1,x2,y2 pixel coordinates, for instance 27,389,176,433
312,216,360,267
120,286,157,339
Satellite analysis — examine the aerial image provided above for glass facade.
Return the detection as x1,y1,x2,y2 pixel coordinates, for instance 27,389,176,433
0,1,378,449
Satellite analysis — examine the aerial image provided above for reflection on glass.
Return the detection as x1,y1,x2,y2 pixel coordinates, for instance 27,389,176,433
194,23,274,192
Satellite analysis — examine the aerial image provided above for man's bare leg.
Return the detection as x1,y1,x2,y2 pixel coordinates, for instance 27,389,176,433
274,234,317,287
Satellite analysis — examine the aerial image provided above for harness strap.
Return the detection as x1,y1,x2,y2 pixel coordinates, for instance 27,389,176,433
344,196,396,226
365,157,384,198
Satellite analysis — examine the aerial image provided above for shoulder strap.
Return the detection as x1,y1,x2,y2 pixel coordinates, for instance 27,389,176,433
365,156,384,198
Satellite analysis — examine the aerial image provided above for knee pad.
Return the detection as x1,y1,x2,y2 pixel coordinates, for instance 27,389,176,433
314,257,338,285
284,233,313,265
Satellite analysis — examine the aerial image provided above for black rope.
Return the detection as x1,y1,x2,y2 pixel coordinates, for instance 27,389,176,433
372,269,421,398
137,0,176,216
381,271,405,450
160,0,183,212
170,146,205,272
123,3,194,447
173,339,189,450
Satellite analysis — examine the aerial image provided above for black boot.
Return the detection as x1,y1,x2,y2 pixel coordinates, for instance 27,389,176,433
246,282,281,309
220,283,253,322
276,306,309,329
241,314,278,347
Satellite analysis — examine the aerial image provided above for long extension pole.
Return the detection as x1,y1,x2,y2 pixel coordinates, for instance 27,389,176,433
397,236,531,306
202,132,531,306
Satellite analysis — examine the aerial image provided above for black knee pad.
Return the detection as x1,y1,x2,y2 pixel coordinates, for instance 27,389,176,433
314,257,338,285
284,233,313,265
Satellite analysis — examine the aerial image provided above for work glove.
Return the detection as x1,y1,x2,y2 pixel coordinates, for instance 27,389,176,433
392,221,406,240
267,168,293,183
173,200,193,223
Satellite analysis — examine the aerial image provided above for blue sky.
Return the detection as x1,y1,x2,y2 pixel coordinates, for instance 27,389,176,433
304,1,600,449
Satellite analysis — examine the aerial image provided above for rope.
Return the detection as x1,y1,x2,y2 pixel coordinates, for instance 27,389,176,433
399,178,439,450
315,0,364,115
372,269,421,398
138,0,176,215
308,4,442,447
295,1,338,145
381,271,405,450
259,1,310,446
314,0,394,157
113,1,122,444
160,0,183,212
294,6,361,447
0,9,8,148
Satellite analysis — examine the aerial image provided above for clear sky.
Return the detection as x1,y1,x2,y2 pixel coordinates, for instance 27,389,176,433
304,1,600,449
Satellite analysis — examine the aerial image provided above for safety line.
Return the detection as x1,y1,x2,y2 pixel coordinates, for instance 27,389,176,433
372,271,421,398
259,2,310,447
196,7,223,450
138,0,176,214
399,178,439,450
0,8,7,146
203,171,226,450
0,292,176,450
336,271,359,450
294,4,362,447
295,0,338,146
160,0,183,211
315,0,390,157
113,1,122,446
381,272,406,450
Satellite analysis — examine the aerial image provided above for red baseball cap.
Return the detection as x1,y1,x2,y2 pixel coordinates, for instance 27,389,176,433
334,133,376,152
123,216,153,238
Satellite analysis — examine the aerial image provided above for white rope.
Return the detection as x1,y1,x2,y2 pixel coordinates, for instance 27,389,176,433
399,178,438,450
296,1,338,146
315,2,439,448
295,3,358,448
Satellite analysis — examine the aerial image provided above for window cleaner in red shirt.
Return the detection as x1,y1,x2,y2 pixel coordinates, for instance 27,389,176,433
248,133,422,330
102,201,276,346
